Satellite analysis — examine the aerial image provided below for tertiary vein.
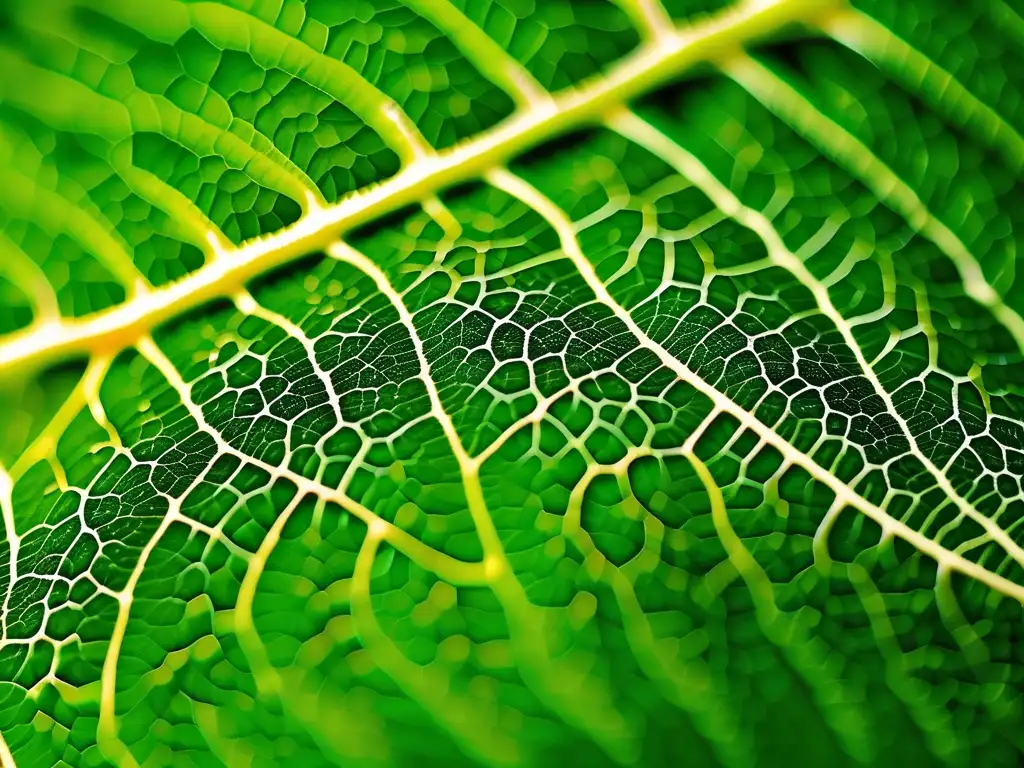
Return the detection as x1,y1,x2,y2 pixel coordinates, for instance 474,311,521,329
608,108,1024,576
484,166,1024,605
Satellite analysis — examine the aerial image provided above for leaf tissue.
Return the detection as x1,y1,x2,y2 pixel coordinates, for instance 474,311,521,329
0,0,1022,766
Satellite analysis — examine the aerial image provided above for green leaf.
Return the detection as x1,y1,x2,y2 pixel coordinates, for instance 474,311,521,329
1,0,1023,766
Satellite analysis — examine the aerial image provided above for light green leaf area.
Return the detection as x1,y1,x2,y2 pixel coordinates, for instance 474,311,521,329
0,0,1023,766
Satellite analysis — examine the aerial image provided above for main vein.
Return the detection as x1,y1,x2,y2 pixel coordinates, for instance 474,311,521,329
0,0,835,375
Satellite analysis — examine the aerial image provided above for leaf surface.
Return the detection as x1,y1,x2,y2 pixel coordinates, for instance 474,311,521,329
1,1,1023,766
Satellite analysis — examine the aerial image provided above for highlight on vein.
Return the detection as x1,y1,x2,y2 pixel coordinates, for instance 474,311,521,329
0,1,1021,767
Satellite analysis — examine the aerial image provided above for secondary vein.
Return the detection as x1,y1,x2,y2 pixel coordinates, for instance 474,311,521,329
0,0,836,375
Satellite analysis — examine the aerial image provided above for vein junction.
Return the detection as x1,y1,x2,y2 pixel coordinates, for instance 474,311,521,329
1,0,1023,766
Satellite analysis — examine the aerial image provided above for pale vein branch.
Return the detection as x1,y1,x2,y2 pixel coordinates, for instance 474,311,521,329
8,358,108,484
723,53,1024,355
328,240,639,764
0,465,18,615
137,335,484,585
0,234,59,323
326,241,506,561
232,491,305,697
609,108,1024,578
485,166,1024,605
402,0,548,106
823,8,1024,170
686,449,872,763
118,165,230,259
846,563,964,763
0,167,148,298
0,0,833,374
610,0,674,43
1,29,324,212
100,0,430,166
232,290,344,427
351,528,519,767
559,439,754,768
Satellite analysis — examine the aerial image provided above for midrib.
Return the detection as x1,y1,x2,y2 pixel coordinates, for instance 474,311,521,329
0,0,836,374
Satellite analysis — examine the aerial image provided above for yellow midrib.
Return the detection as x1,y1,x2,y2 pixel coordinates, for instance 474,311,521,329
0,0,836,375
